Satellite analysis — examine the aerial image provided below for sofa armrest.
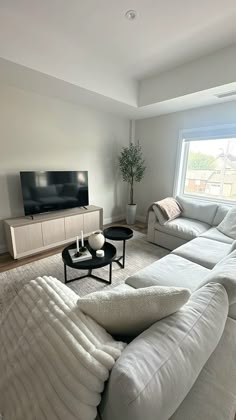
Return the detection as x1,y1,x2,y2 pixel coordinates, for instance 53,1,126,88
230,240,236,252
147,210,156,243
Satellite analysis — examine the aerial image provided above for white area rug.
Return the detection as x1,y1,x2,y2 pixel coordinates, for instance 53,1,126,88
0,231,168,320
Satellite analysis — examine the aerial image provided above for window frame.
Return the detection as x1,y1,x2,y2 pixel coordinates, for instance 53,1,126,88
173,124,236,205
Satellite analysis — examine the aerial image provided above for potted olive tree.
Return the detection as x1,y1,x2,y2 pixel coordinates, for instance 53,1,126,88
119,142,146,224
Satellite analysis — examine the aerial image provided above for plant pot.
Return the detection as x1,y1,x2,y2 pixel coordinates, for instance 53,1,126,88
126,204,137,225
88,231,105,251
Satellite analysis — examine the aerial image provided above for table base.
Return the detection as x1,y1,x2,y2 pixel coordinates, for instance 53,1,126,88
64,263,112,284
113,239,126,269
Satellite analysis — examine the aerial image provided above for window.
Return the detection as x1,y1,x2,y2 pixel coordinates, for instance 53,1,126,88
174,125,236,203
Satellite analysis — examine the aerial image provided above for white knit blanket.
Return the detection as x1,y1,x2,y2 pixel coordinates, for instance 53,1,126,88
0,276,126,420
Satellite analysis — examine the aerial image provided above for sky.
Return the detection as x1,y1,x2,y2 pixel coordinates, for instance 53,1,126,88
189,138,236,157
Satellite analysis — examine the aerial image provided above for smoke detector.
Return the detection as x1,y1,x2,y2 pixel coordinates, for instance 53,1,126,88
125,10,137,20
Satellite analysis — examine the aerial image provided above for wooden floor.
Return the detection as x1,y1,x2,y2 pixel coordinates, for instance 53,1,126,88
0,220,147,273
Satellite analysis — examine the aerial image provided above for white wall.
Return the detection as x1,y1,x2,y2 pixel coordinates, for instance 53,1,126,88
135,100,236,219
0,84,129,253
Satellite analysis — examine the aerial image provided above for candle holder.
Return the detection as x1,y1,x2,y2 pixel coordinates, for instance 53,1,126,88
79,246,87,254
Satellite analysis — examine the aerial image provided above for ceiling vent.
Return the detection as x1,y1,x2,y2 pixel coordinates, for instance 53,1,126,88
215,91,236,99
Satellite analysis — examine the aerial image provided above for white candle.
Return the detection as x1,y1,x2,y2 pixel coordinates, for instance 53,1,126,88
76,236,79,252
81,230,84,247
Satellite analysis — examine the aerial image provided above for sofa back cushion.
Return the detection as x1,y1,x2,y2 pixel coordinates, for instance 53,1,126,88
212,204,231,226
217,206,236,239
100,283,228,420
197,249,236,306
176,196,218,225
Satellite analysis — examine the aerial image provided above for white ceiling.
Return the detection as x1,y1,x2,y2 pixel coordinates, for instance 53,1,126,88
1,0,236,115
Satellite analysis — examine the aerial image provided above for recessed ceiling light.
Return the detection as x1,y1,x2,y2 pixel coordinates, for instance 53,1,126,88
125,10,137,20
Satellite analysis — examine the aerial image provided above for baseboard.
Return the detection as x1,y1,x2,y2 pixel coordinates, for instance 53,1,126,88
104,214,146,225
103,214,125,225
104,214,147,225
136,215,146,223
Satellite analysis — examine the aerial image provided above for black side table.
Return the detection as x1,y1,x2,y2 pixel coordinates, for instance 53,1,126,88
62,240,116,284
103,226,133,268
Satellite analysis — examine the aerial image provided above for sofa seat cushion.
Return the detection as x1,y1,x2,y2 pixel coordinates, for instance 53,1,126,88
170,317,236,420
173,237,232,269
200,227,234,244
100,284,228,420
126,254,210,291
155,217,210,241
176,196,218,225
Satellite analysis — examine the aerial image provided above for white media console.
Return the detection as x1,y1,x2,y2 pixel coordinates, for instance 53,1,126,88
4,205,103,259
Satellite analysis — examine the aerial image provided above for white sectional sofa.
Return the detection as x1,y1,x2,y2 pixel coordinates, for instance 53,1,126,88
146,195,236,319
100,285,236,420
98,196,236,420
147,195,232,250
101,246,236,420
126,245,236,320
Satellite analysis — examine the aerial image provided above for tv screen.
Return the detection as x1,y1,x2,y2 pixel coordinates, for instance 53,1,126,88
20,171,89,216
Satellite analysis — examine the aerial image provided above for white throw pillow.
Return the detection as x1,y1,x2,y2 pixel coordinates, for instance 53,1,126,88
217,206,236,239
77,286,190,335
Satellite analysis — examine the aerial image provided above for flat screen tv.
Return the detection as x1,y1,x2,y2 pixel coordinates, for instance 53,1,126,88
20,171,89,216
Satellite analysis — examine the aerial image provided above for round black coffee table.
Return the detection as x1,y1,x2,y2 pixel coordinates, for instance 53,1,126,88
103,226,133,268
62,240,116,284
